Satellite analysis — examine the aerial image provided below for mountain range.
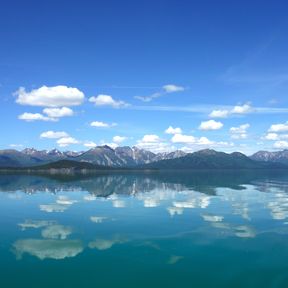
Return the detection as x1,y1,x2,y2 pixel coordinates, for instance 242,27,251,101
0,146,187,168
0,146,288,170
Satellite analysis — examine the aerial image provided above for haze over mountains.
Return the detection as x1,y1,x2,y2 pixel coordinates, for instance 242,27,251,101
0,146,288,169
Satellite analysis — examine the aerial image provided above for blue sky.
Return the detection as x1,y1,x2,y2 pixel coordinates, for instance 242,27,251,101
1,0,288,154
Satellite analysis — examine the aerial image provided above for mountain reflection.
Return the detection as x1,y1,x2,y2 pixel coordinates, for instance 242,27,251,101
1,170,287,196
2,170,288,262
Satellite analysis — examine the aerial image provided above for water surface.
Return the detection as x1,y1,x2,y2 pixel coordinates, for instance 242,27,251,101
1,170,288,288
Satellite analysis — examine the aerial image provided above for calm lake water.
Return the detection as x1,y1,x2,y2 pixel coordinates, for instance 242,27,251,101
1,170,288,288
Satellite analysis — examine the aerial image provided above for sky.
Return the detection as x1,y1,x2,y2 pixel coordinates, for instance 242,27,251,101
1,0,288,155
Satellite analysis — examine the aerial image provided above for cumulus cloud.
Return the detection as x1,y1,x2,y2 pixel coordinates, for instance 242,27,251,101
199,120,223,131
15,86,84,107
57,137,79,147
141,134,161,143
163,84,185,93
40,131,70,139
171,133,196,144
209,109,229,118
18,112,56,122
13,239,83,260
19,106,74,122
90,121,117,128
135,84,185,102
171,133,233,152
230,124,250,139
89,94,129,108
264,133,279,140
273,141,288,149
113,136,127,143
231,104,252,114
269,122,288,133
209,103,252,118
83,141,97,148
43,107,74,118
136,134,174,152
165,126,182,134
264,133,288,141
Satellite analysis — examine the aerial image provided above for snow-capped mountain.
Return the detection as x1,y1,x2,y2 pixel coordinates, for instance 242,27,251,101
0,146,186,168
251,150,288,164
1,147,288,169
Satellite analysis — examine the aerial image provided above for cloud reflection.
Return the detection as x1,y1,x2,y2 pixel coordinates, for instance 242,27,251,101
18,220,56,230
41,225,73,240
13,239,83,260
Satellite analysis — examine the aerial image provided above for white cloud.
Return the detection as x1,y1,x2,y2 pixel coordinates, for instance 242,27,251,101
15,85,84,107
18,107,74,122
231,104,252,114
134,94,161,102
197,137,214,145
209,103,252,118
165,126,182,135
230,124,250,139
274,141,288,149
264,133,279,140
264,133,288,141
171,133,196,144
18,112,56,122
40,131,70,139
141,134,161,143
57,137,79,147
199,120,223,131
9,144,23,148
136,142,173,153
113,136,127,143
209,109,229,118
171,133,213,146
101,142,119,149
162,84,185,93
269,122,288,133
135,84,185,102
90,121,117,128
171,133,233,152
43,107,74,118
136,134,174,153
83,141,97,148
89,94,129,108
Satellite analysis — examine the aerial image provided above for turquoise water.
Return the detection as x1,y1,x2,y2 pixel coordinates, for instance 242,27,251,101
1,171,288,287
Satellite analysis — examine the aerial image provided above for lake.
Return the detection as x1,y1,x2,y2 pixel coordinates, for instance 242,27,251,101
1,170,288,288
